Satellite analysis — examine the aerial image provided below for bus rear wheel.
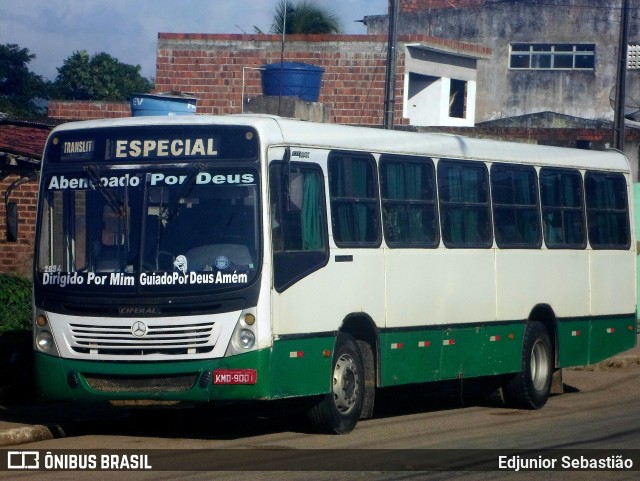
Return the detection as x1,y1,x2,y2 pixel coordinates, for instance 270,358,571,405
307,333,364,434
504,321,553,410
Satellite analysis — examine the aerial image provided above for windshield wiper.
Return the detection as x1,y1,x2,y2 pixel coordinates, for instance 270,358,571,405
84,165,126,217
165,164,204,221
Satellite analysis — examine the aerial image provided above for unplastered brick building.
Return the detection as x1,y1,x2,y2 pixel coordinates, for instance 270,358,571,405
0,120,54,277
152,33,490,127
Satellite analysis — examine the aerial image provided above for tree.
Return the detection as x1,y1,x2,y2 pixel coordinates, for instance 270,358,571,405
0,43,49,117
270,0,342,35
53,51,153,101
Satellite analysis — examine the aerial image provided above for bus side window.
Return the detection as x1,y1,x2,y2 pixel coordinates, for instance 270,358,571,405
491,163,542,249
328,151,381,247
270,162,329,292
540,168,586,249
438,159,492,248
379,154,439,248
585,171,630,249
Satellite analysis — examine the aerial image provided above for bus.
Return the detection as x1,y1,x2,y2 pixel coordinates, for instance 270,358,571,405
31,115,636,434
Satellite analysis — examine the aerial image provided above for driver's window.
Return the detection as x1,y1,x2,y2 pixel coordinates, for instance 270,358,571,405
270,161,329,292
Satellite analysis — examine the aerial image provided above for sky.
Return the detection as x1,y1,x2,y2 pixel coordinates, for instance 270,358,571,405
0,0,389,81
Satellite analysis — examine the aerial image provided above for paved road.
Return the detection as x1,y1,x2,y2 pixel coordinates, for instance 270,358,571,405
2,361,639,480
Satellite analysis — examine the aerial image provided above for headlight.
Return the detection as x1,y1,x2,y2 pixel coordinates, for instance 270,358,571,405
236,329,255,349
36,331,54,352
225,310,258,356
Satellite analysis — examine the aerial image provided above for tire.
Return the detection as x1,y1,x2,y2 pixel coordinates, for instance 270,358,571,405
504,321,553,410
307,333,365,434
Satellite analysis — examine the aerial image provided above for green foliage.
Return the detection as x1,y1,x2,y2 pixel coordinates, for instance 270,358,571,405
270,0,342,34
53,50,154,101
0,43,50,116
0,274,32,332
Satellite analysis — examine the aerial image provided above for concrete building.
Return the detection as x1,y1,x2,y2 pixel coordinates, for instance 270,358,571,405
366,0,639,124
363,0,640,178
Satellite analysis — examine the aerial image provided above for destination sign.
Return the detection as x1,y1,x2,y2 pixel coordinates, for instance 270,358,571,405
109,137,219,159
49,125,259,163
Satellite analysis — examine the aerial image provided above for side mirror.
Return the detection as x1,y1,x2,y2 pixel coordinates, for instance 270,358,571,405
6,201,18,242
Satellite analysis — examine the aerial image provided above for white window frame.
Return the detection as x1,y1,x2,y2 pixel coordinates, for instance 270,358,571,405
509,43,595,71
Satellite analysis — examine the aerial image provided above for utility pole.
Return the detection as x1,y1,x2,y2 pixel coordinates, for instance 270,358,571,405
613,0,630,151
278,2,287,117
383,0,399,130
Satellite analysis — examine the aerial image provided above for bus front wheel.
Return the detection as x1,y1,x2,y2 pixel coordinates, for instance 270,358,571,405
504,321,553,410
308,333,364,434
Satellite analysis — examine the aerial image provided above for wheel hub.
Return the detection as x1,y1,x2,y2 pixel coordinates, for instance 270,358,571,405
332,353,360,414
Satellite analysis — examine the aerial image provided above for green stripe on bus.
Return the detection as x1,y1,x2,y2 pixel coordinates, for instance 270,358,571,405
379,323,525,387
270,335,334,398
557,314,637,367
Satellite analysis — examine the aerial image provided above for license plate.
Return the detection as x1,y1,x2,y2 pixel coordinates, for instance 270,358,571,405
213,369,257,385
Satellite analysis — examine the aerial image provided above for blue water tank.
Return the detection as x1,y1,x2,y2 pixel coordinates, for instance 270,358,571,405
130,92,197,116
261,62,324,102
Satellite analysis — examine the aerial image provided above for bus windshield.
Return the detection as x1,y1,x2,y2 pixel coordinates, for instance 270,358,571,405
36,166,260,294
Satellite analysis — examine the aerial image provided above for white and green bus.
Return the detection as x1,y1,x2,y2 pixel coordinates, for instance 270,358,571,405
32,115,636,434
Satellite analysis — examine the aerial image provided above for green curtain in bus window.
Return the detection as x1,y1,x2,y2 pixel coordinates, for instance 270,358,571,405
409,164,432,244
351,159,373,243
329,153,379,246
408,206,425,242
384,162,405,199
381,158,437,246
586,172,629,248
301,172,324,250
334,202,375,243
443,164,465,244
563,173,581,207
510,169,537,205
406,163,422,199
540,171,557,206
439,160,490,247
381,162,404,242
491,164,540,248
540,168,585,248
332,159,344,196
334,203,354,242
354,204,368,242
270,162,329,292
463,167,485,202
441,165,457,242
464,208,480,243
351,158,369,197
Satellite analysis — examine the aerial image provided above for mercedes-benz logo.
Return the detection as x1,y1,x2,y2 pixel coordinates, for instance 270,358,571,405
131,321,148,338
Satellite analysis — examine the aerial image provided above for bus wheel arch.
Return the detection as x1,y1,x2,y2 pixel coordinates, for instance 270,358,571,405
340,314,379,420
528,304,558,368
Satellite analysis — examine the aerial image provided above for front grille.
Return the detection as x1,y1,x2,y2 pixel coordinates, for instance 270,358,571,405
84,373,198,393
68,321,216,356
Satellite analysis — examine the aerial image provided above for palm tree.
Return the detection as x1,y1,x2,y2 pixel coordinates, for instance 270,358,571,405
270,0,342,35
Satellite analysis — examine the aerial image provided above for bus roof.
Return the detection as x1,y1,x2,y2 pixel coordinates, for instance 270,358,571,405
49,114,630,173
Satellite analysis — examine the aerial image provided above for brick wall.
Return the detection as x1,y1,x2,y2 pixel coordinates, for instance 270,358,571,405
48,101,130,120
155,33,489,127
156,33,392,125
0,178,39,278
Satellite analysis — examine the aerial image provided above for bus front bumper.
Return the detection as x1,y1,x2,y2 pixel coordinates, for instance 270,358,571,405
34,349,272,403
